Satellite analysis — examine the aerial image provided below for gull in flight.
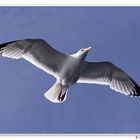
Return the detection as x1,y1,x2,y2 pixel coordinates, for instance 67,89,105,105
0,39,140,103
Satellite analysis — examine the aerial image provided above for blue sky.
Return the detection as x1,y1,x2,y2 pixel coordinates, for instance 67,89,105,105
0,7,140,133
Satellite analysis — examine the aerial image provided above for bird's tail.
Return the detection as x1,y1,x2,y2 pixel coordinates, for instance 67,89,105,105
44,82,68,103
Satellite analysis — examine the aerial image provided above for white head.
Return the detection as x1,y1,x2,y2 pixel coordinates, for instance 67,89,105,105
71,47,92,58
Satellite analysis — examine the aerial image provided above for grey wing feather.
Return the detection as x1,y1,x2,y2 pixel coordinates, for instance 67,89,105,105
0,40,27,59
0,39,67,77
78,61,140,97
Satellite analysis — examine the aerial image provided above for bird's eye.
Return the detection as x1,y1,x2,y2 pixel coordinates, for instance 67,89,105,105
81,49,84,51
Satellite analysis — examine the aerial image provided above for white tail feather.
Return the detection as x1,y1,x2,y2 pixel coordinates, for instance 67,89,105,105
44,82,68,103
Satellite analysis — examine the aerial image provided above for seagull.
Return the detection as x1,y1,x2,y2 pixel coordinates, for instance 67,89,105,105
0,39,140,103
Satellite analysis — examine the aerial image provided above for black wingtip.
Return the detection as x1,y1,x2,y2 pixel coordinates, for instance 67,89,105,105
0,40,21,55
0,40,20,49
129,79,140,97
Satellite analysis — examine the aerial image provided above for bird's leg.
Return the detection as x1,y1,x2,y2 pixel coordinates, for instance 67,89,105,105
58,92,66,101
57,84,68,102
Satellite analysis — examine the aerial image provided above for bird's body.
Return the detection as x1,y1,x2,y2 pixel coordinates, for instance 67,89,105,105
0,38,140,103
59,56,80,86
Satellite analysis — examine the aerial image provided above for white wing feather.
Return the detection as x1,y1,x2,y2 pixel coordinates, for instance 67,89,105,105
78,62,140,96
0,39,67,77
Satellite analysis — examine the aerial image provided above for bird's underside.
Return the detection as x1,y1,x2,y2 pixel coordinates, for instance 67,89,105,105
0,38,140,103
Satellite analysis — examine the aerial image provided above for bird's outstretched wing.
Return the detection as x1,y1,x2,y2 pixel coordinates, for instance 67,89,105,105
78,61,140,96
0,39,67,77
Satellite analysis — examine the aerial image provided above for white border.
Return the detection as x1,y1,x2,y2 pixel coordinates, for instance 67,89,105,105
0,135,137,140
0,1,139,139
0,0,140,6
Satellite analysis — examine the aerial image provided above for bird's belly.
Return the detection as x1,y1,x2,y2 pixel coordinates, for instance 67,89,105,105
63,71,79,85
60,64,80,86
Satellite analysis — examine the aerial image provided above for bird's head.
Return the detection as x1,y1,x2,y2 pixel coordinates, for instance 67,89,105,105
71,47,92,59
